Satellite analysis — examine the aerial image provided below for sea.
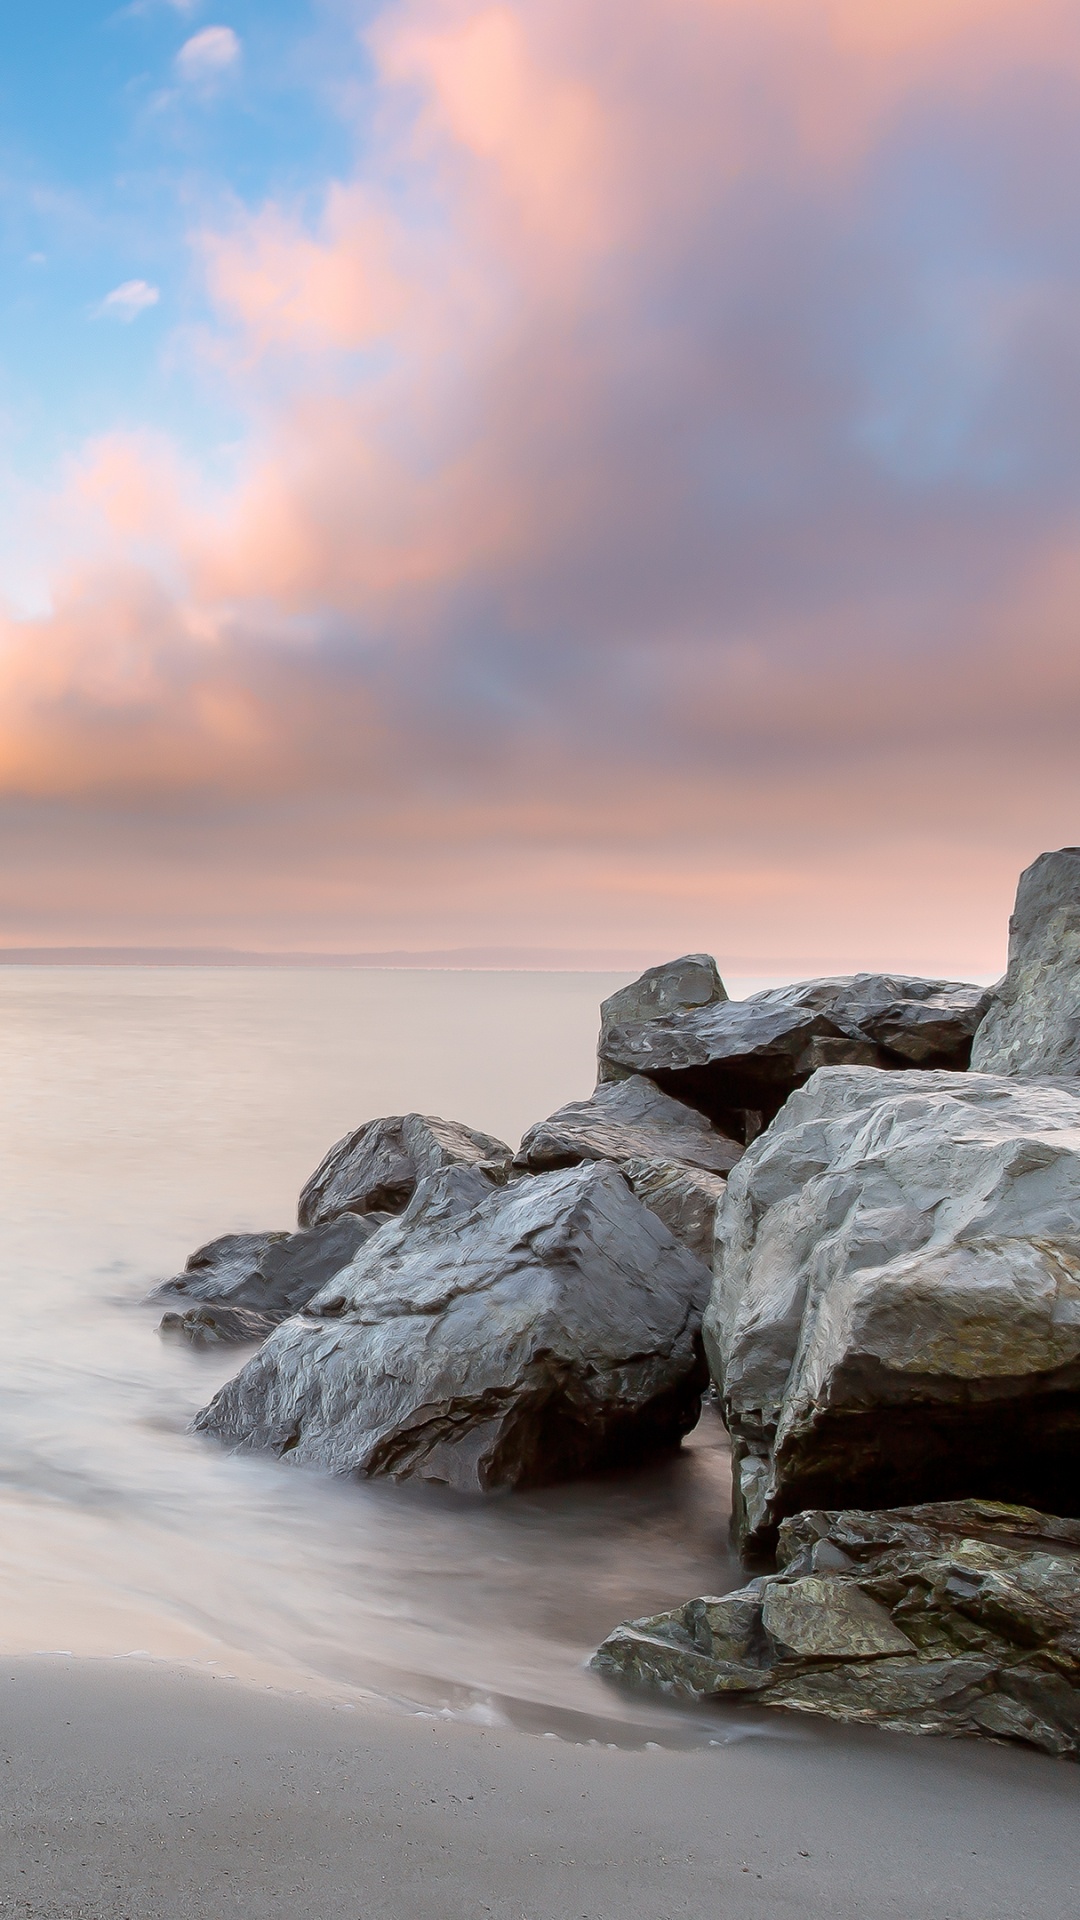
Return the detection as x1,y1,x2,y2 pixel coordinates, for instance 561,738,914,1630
0,965,786,1744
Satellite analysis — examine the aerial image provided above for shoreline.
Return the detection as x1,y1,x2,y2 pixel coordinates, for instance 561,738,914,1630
1,1658,1075,1919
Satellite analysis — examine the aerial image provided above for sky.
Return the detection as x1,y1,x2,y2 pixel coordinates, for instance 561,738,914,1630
1,0,1079,972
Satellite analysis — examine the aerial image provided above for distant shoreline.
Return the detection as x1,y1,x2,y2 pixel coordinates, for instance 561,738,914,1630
0,945,831,972
0,946,988,975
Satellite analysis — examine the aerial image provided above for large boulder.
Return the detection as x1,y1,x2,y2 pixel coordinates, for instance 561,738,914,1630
514,1076,740,1261
157,1214,382,1346
599,953,725,1041
297,1112,513,1229
515,1076,742,1177
704,1066,1080,1550
591,1499,1080,1760
194,1161,711,1492
972,848,1080,1076
599,973,992,1134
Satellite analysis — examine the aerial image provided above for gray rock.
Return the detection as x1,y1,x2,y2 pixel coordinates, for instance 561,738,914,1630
972,848,1080,1075
515,1076,742,1177
514,1078,740,1258
591,1499,1080,1761
156,1214,382,1345
297,1112,513,1229
194,1161,711,1492
599,973,991,1133
704,1066,1080,1549
619,1157,728,1264
598,953,725,1066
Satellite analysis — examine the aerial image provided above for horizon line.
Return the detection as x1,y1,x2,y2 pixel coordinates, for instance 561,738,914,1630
0,943,855,973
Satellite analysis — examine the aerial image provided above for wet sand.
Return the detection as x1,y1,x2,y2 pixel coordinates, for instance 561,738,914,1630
0,1659,1075,1919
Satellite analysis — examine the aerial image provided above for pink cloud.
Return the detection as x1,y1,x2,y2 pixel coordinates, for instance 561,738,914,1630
3,0,1080,964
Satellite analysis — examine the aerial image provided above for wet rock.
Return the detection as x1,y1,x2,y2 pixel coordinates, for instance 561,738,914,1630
194,1161,711,1492
297,1112,513,1229
515,1076,742,1177
618,1157,728,1264
591,1499,1080,1761
514,1078,740,1258
704,1066,1080,1549
156,1214,382,1345
972,848,1080,1076
598,953,725,1064
599,973,991,1134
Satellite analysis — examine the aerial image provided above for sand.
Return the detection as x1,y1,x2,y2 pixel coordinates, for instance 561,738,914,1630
0,1659,1075,1919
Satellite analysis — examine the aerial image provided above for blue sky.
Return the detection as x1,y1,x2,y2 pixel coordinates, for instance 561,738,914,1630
0,2,362,479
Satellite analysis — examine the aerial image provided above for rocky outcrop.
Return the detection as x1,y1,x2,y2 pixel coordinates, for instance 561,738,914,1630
972,848,1080,1076
591,1499,1080,1760
704,1066,1080,1549
157,1214,381,1345
515,1076,742,1177
194,1161,711,1492
297,1113,513,1229
599,973,991,1134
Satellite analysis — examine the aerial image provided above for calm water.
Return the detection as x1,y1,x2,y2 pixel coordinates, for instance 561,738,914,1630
0,967,756,1740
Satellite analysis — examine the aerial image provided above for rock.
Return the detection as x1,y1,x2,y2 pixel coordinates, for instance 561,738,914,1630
515,1076,742,1177
297,1113,513,1229
599,974,992,1134
194,1161,712,1492
591,1499,1080,1761
156,1214,382,1345
598,953,725,1060
972,848,1080,1075
703,1066,1080,1549
619,1158,728,1264
514,1078,740,1259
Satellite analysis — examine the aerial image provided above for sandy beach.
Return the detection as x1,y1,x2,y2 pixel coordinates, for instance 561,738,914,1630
1,1658,1075,1919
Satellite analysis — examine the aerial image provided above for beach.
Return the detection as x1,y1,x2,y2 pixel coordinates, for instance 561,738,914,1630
2,1658,1076,1919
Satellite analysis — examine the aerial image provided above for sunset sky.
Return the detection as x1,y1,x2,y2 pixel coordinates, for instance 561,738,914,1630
1,1,1078,971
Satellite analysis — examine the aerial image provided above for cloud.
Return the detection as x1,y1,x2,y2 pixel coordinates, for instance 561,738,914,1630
93,279,161,322
6,0,1080,964
175,24,241,85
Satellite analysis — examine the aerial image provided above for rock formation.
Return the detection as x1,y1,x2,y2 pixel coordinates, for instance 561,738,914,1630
157,1214,382,1345
972,847,1080,1075
194,1161,711,1491
617,1158,728,1264
591,1499,1080,1760
515,1074,741,1177
599,972,991,1134
704,1065,1080,1549
514,1076,740,1260
297,1112,513,1229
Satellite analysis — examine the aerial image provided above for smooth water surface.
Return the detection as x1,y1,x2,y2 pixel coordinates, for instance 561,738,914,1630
0,968,747,1736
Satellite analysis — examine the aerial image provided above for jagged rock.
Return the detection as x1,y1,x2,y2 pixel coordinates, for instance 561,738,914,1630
297,1112,513,1229
619,1158,728,1264
158,1231,292,1303
972,848,1080,1075
703,1066,1080,1549
514,1078,740,1258
599,973,992,1134
598,953,725,1062
515,1076,742,1176
194,1161,711,1492
591,1499,1080,1761
156,1214,381,1345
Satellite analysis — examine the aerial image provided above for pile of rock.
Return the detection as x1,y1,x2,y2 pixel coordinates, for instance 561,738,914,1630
592,1499,1080,1758
156,845,1080,1759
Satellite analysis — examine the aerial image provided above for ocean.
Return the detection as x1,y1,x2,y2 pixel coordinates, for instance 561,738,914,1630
0,965,753,1740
